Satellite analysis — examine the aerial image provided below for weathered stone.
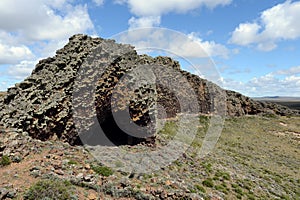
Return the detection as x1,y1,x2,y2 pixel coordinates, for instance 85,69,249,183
0,34,298,147
0,188,8,200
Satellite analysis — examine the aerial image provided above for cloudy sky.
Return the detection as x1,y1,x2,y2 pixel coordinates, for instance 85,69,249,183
0,0,300,97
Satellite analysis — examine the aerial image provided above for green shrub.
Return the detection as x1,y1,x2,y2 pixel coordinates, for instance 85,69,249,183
222,172,230,180
91,165,113,177
24,179,74,200
215,185,228,194
247,194,255,200
234,187,244,196
67,160,78,165
195,184,206,193
202,163,212,173
0,155,11,166
202,179,214,188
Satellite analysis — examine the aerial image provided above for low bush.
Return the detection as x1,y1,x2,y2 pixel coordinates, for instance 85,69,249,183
91,165,113,177
24,179,75,200
0,155,11,166
202,179,214,188
195,184,206,193
67,160,78,165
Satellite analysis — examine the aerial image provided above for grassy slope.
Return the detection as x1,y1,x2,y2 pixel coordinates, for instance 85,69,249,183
160,115,300,199
208,116,299,199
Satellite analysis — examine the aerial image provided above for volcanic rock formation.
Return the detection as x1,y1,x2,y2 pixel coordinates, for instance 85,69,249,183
0,34,298,146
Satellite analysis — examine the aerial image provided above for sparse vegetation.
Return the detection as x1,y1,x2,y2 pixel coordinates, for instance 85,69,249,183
214,184,228,194
67,159,78,165
202,162,212,173
234,186,244,196
0,115,299,199
91,164,113,177
195,184,206,193
155,115,299,199
24,179,75,200
202,179,214,188
0,155,11,166
214,170,230,180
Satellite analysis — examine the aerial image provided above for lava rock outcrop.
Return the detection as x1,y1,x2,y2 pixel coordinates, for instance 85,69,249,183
0,34,298,146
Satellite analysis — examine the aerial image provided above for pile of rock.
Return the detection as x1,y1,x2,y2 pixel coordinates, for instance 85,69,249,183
0,34,298,146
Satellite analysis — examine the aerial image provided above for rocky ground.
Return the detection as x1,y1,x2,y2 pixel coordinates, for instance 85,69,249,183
0,115,299,200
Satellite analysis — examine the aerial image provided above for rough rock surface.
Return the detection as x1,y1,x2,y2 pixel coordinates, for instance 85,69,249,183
0,34,298,145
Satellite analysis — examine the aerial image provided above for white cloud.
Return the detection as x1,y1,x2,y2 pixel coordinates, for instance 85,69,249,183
6,60,37,80
0,1,94,41
115,28,230,59
0,31,35,64
188,33,230,58
29,5,93,41
92,0,105,6
221,66,300,97
38,40,70,58
45,0,70,9
249,74,300,96
0,0,95,86
275,66,300,75
261,1,300,40
118,0,232,32
229,23,261,46
256,42,277,52
229,1,300,51
115,0,232,16
116,0,232,59
128,16,161,29
0,43,33,64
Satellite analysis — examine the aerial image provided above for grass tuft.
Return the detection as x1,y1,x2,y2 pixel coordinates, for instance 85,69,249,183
91,165,113,177
0,155,11,166
202,179,214,188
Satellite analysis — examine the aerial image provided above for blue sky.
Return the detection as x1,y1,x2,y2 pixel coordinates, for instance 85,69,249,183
0,0,300,97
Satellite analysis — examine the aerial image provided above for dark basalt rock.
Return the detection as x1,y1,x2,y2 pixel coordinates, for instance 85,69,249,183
0,34,298,146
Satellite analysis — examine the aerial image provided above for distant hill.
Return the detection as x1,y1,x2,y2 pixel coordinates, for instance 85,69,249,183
253,97,300,110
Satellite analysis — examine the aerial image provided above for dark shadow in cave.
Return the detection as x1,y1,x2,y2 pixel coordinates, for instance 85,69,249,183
81,113,148,146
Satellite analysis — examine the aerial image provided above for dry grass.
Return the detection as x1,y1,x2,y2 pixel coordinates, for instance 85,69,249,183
206,115,300,199
161,115,300,199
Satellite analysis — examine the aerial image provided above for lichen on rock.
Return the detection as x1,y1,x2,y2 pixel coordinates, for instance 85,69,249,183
0,34,298,146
